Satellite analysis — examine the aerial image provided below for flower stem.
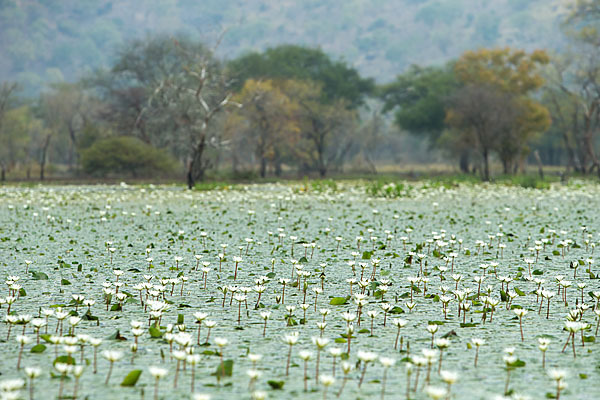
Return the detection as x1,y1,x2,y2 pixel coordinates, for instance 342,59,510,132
381,368,388,400
286,345,292,376
28,378,34,400
336,376,347,397
105,361,113,385
17,344,23,370
315,349,321,384
358,363,368,388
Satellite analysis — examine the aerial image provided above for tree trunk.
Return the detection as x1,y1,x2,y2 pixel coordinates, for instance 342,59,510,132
584,129,599,175
187,164,195,190
502,159,509,175
187,136,207,189
561,131,577,173
68,123,77,171
533,150,544,180
40,134,52,181
459,151,470,173
482,148,490,181
275,159,282,177
260,156,267,178
581,104,599,174
1,166,5,182
364,154,377,174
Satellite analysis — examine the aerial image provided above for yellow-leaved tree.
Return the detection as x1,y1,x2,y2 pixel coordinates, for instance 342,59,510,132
447,48,551,180
226,79,300,177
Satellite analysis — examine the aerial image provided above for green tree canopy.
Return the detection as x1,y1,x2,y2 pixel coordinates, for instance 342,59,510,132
379,64,458,141
227,45,374,109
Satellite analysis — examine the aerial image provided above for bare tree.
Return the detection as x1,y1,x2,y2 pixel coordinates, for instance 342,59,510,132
150,37,240,188
446,84,517,181
546,51,600,175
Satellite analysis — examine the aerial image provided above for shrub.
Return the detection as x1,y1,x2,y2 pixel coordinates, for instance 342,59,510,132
80,136,177,177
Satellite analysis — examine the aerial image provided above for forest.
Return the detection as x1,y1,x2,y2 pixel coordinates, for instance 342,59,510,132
0,0,598,185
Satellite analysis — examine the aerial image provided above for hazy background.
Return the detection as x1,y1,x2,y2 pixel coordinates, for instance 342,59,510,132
0,0,566,94
2,0,598,187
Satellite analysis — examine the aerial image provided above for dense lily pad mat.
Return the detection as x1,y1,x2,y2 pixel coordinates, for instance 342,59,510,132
0,182,599,399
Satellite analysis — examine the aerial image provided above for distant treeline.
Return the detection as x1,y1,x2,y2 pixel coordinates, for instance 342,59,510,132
0,0,599,185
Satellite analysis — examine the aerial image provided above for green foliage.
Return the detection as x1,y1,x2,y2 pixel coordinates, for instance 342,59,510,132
329,297,349,305
267,380,285,389
379,64,458,141
0,100,37,177
149,326,163,338
213,359,234,378
30,271,49,280
228,45,374,108
120,370,142,386
53,355,75,366
80,136,177,177
193,182,233,191
309,179,338,193
502,175,552,189
366,180,414,198
30,344,47,353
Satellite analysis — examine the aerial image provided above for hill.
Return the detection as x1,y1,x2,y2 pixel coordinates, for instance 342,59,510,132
0,0,567,95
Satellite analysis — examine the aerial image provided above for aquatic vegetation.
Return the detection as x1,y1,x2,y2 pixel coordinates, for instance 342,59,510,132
0,181,599,399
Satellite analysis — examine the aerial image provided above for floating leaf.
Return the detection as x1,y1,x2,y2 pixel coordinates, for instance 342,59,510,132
149,326,163,338
500,290,508,302
441,330,457,338
61,279,72,285
106,330,127,341
53,355,75,366
30,271,49,280
30,344,46,353
329,297,348,305
82,310,99,321
267,380,285,389
120,370,142,387
583,336,595,343
212,360,234,378
390,306,405,314
507,359,526,368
